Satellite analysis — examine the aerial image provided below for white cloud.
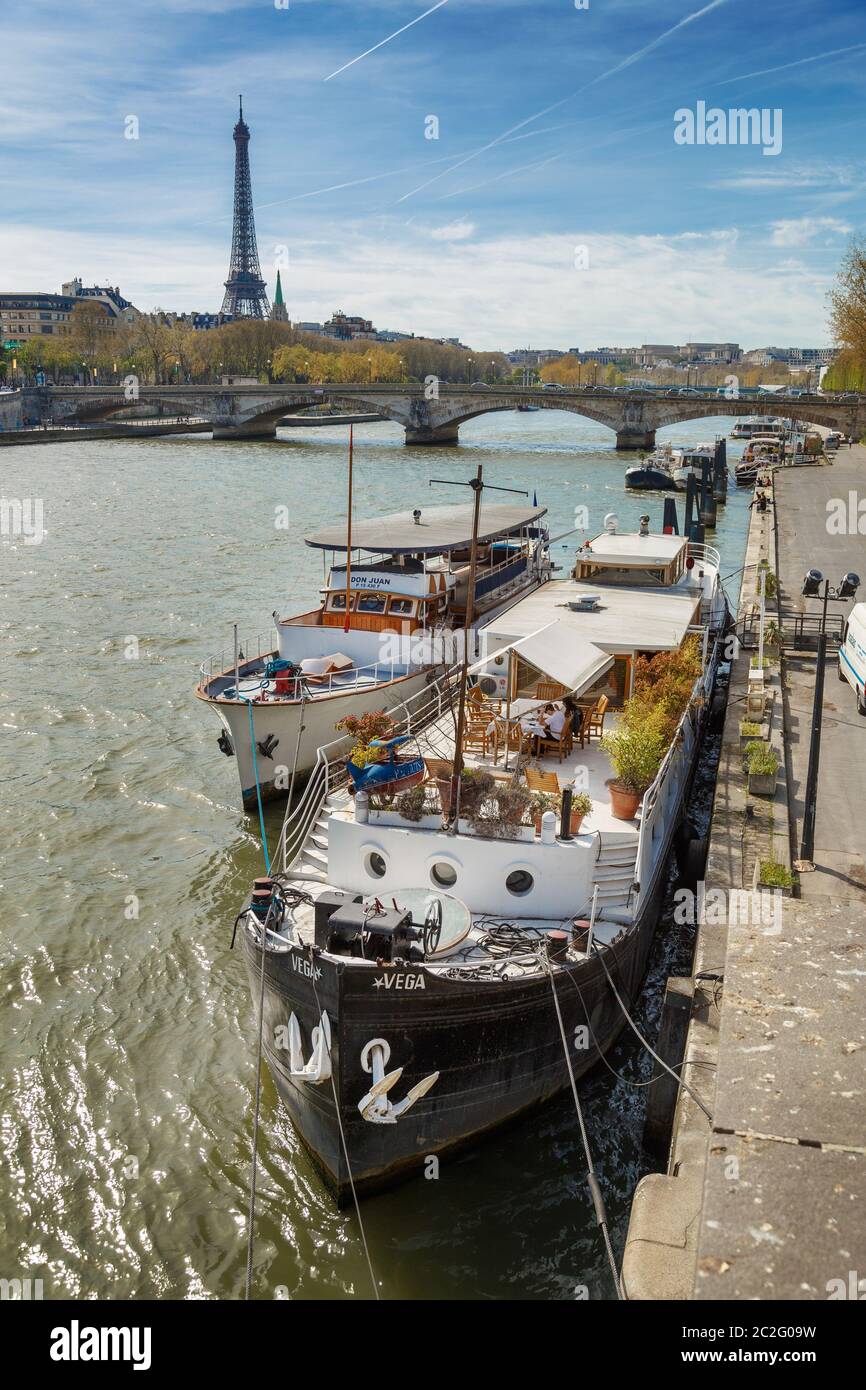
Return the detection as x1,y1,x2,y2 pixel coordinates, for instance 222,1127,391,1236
769,216,852,247
429,220,476,241
0,219,835,350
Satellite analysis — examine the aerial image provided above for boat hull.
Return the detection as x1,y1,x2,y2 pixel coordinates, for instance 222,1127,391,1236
242,670,717,1202
624,467,677,491
200,668,432,808
243,905,662,1203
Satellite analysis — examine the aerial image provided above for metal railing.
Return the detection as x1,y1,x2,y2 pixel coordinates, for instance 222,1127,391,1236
198,632,275,686
200,650,415,700
275,669,460,874
686,541,721,572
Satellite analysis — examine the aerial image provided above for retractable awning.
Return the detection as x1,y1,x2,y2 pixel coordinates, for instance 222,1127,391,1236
474,621,614,696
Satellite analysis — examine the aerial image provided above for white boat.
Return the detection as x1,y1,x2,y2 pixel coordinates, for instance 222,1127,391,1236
234,516,729,1201
196,501,551,806
624,442,682,491
731,416,786,440
671,444,715,491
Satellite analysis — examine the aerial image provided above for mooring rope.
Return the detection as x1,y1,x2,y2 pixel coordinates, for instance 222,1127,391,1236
245,906,271,1301
541,949,622,1301
307,949,380,1301
592,944,712,1124
244,697,271,874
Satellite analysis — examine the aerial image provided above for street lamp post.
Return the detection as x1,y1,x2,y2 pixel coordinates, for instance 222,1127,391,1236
797,569,860,867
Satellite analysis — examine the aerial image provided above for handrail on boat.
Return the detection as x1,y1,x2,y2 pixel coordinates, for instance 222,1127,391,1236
275,669,460,874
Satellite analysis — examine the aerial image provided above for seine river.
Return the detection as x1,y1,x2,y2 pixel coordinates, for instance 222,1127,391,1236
0,410,750,1300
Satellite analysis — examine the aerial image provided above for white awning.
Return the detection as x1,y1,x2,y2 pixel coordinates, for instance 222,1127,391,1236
473,621,613,696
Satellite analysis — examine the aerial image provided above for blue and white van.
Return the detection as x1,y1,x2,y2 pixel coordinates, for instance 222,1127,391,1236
838,603,866,715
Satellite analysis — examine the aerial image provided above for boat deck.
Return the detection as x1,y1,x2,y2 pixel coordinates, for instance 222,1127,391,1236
414,704,640,840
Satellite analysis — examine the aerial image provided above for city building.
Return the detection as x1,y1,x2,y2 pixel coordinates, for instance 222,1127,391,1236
322,311,377,341
1,291,76,343
507,348,564,366
1,280,138,346
742,345,836,367
61,279,138,329
682,342,740,363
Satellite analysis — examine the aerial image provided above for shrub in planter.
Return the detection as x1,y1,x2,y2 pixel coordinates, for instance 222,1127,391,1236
471,784,533,839
529,790,558,832
602,717,667,819
394,784,429,822
456,768,496,819
747,742,779,795
569,790,593,834
335,709,397,770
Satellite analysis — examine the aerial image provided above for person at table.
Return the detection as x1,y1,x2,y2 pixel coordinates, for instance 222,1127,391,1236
534,696,579,743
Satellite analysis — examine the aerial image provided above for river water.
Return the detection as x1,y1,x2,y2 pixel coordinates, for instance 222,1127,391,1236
0,411,750,1300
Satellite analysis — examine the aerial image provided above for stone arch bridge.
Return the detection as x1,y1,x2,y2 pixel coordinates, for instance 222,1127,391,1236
32,383,866,450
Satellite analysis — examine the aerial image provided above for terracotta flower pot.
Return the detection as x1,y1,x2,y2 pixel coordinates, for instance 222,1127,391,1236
533,809,585,835
608,782,642,820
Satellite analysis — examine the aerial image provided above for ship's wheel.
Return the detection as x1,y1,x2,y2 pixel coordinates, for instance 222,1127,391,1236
422,898,443,956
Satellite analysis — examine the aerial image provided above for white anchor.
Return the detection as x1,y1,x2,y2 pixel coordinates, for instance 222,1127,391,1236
287,1011,332,1085
357,1037,439,1124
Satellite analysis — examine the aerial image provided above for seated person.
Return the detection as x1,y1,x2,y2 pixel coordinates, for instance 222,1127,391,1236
533,696,578,742
522,702,557,739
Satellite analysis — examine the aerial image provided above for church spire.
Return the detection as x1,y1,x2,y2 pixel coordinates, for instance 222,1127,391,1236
271,267,289,322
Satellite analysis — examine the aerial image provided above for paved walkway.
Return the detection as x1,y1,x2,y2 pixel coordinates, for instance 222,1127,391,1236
623,450,866,1301
774,446,866,901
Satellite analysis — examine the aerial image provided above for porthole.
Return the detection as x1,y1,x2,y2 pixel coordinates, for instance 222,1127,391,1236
431,862,457,888
365,851,387,879
505,869,534,896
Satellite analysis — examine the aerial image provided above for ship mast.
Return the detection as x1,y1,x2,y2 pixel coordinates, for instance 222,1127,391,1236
429,465,528,830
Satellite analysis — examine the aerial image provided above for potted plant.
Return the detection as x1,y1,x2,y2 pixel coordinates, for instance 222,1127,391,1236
452,768,495,822
602,721,666,820
739,719,763,750
335,709,397,771
530,790,558,833
471,784,533,840
747,742,778,796
568,791,593,834
394,783,429,823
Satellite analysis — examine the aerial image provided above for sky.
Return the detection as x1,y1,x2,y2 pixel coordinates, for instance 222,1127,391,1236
2,0,864,350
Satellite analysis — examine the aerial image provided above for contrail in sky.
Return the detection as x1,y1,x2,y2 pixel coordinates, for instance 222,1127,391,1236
394,0,728,202
715,42,866,87
324,1,449,82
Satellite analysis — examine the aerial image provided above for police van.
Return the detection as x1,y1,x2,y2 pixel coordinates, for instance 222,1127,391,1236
839,603,866,715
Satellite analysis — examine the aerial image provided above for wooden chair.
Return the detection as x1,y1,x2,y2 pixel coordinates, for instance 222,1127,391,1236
587,694,609,741
467,685,486,709
525,767,560,794
535,713,573,763
462,717,492,757
534,680,566,701
574,703,594,749
491,716,529,765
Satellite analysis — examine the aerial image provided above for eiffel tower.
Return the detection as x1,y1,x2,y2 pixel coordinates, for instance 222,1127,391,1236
221,97,270,318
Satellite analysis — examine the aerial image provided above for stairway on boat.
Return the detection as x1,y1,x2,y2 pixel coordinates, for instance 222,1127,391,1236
288,789,350,885
592,832,639,923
